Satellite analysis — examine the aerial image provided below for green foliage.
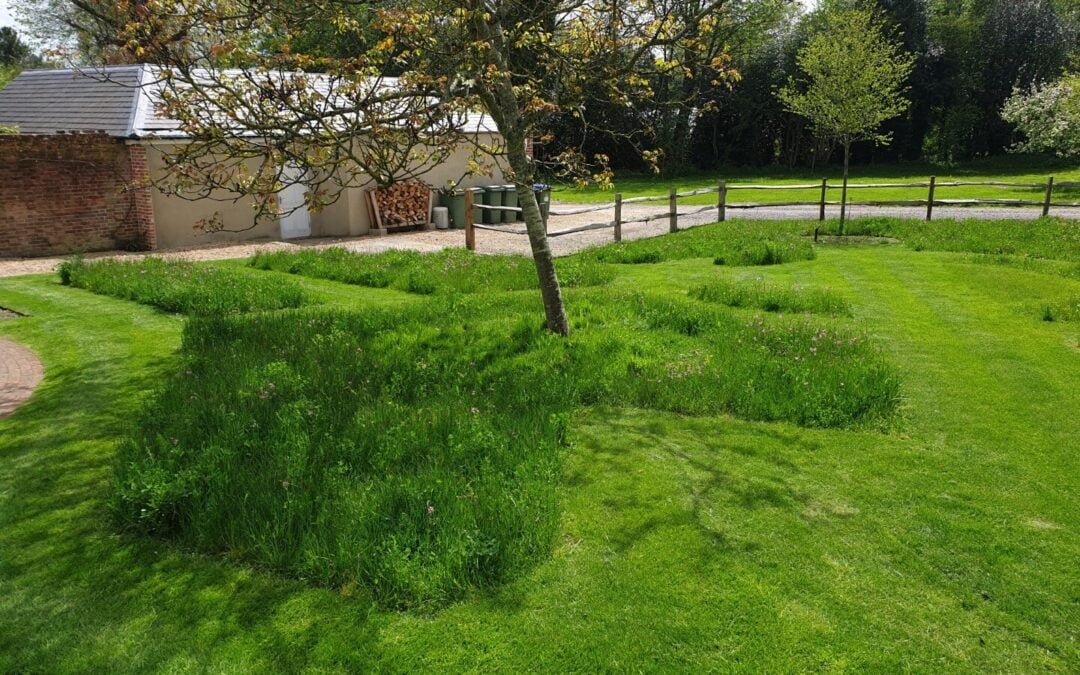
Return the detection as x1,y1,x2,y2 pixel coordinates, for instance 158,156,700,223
579,221,816,265
778,5,916,150
249,247,613,294
59,257,308,315
690,277,851,316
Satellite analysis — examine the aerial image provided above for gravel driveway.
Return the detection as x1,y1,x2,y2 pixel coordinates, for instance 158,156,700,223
1,202,1077,278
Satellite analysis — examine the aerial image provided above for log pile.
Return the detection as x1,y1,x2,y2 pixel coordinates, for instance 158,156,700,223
367,181,434,230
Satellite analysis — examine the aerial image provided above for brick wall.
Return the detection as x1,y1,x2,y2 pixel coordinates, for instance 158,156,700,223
0,133,158,258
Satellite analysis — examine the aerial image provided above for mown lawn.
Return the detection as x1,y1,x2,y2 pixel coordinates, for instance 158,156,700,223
1,222,1078,671
553,154,1080,207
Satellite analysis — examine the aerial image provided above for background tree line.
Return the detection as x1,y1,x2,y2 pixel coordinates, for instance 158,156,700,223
536,0,1080,173
3,0,1079,167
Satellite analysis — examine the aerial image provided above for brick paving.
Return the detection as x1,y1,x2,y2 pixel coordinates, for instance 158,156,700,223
0,339,44,418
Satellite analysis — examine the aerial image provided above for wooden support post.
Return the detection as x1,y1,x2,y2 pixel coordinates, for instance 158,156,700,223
669,187,678,233
926,176,936,222
464,188,475,251
614,193,623,242
718,180,727,222
819,178,828,222
1043,176,1055,217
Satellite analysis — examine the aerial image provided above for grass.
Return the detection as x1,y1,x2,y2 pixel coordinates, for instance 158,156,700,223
580,220,816,265
59,256,309,314
1042,295,1080,322
1,217,1078,670
112,282,896,608
690,277,851,316
249,247,613,294
554,154,1080,206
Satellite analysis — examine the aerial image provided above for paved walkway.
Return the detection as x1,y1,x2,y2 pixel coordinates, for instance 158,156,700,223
1,202,1077,277
0,338,44,418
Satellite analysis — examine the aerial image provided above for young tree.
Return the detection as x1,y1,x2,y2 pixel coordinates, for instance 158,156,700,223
778,3,915,228
70,0,730,336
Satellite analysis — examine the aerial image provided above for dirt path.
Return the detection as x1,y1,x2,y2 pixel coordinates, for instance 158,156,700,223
1,202,1077,277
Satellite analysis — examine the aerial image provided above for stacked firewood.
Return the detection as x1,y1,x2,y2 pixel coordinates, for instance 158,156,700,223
368,182,434,228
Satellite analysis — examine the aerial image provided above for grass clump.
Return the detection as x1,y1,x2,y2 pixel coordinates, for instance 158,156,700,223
114,306,570,609
690,277,851,316
580,221,815,265
1041,296,1080,322
113,286,899,607
249,247,613,294
832,217,1080,261
59,257,307,315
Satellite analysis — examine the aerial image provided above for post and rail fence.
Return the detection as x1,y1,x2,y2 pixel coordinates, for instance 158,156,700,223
464,176,1077,251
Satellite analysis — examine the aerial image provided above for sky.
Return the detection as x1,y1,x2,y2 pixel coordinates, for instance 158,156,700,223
0,0,13,29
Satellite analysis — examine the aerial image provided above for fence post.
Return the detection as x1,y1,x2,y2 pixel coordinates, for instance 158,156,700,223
464,188,475,251
926,176,936,222
614,193,623,242
819,178,828,222
1043,176,1055,217
669,187,678,233
718,180,727,222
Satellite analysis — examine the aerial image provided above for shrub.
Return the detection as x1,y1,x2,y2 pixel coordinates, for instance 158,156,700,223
250,247,614,294
60,257,308,315
690,278,851,316
580,221,816,265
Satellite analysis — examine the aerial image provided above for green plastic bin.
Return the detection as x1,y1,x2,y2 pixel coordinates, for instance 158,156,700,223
533,184,551,223
501,185,519,223
484,185,505,224
440,190,467,229
468,188,485,225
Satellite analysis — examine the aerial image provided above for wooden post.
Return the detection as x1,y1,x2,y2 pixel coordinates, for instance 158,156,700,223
669,187,678,233
1043,176,1055,217
718,180,727,222
464,188,475,251
614,193,623,242
926,176,936,222
819,178,828,222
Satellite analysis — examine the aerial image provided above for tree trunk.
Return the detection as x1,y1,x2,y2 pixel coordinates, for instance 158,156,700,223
503,139,569,336
517,181,570,336
840,140,850,235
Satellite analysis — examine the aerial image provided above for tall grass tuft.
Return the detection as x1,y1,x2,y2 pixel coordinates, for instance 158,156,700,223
690,278,851,316
249,247,614,294
59,257,308,315
114,285,899,607
579,221,816,265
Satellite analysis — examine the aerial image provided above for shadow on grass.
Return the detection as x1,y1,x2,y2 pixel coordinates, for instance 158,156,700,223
0,314,385,671
563,408,824,560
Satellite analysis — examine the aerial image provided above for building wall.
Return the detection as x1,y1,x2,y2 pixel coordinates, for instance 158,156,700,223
144,145,282,249
0,133,155,258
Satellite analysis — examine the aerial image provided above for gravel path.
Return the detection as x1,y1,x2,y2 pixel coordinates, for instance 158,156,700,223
1,202,1077,278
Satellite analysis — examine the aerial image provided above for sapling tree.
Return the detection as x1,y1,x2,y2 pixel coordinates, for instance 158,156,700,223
778,4,915,229
71,0,732,335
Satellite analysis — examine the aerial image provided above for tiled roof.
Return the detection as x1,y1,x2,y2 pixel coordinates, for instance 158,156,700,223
0,66,144,136
0,65,497,139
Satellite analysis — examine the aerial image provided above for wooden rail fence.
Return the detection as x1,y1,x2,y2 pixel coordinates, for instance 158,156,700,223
464,176,1078,251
